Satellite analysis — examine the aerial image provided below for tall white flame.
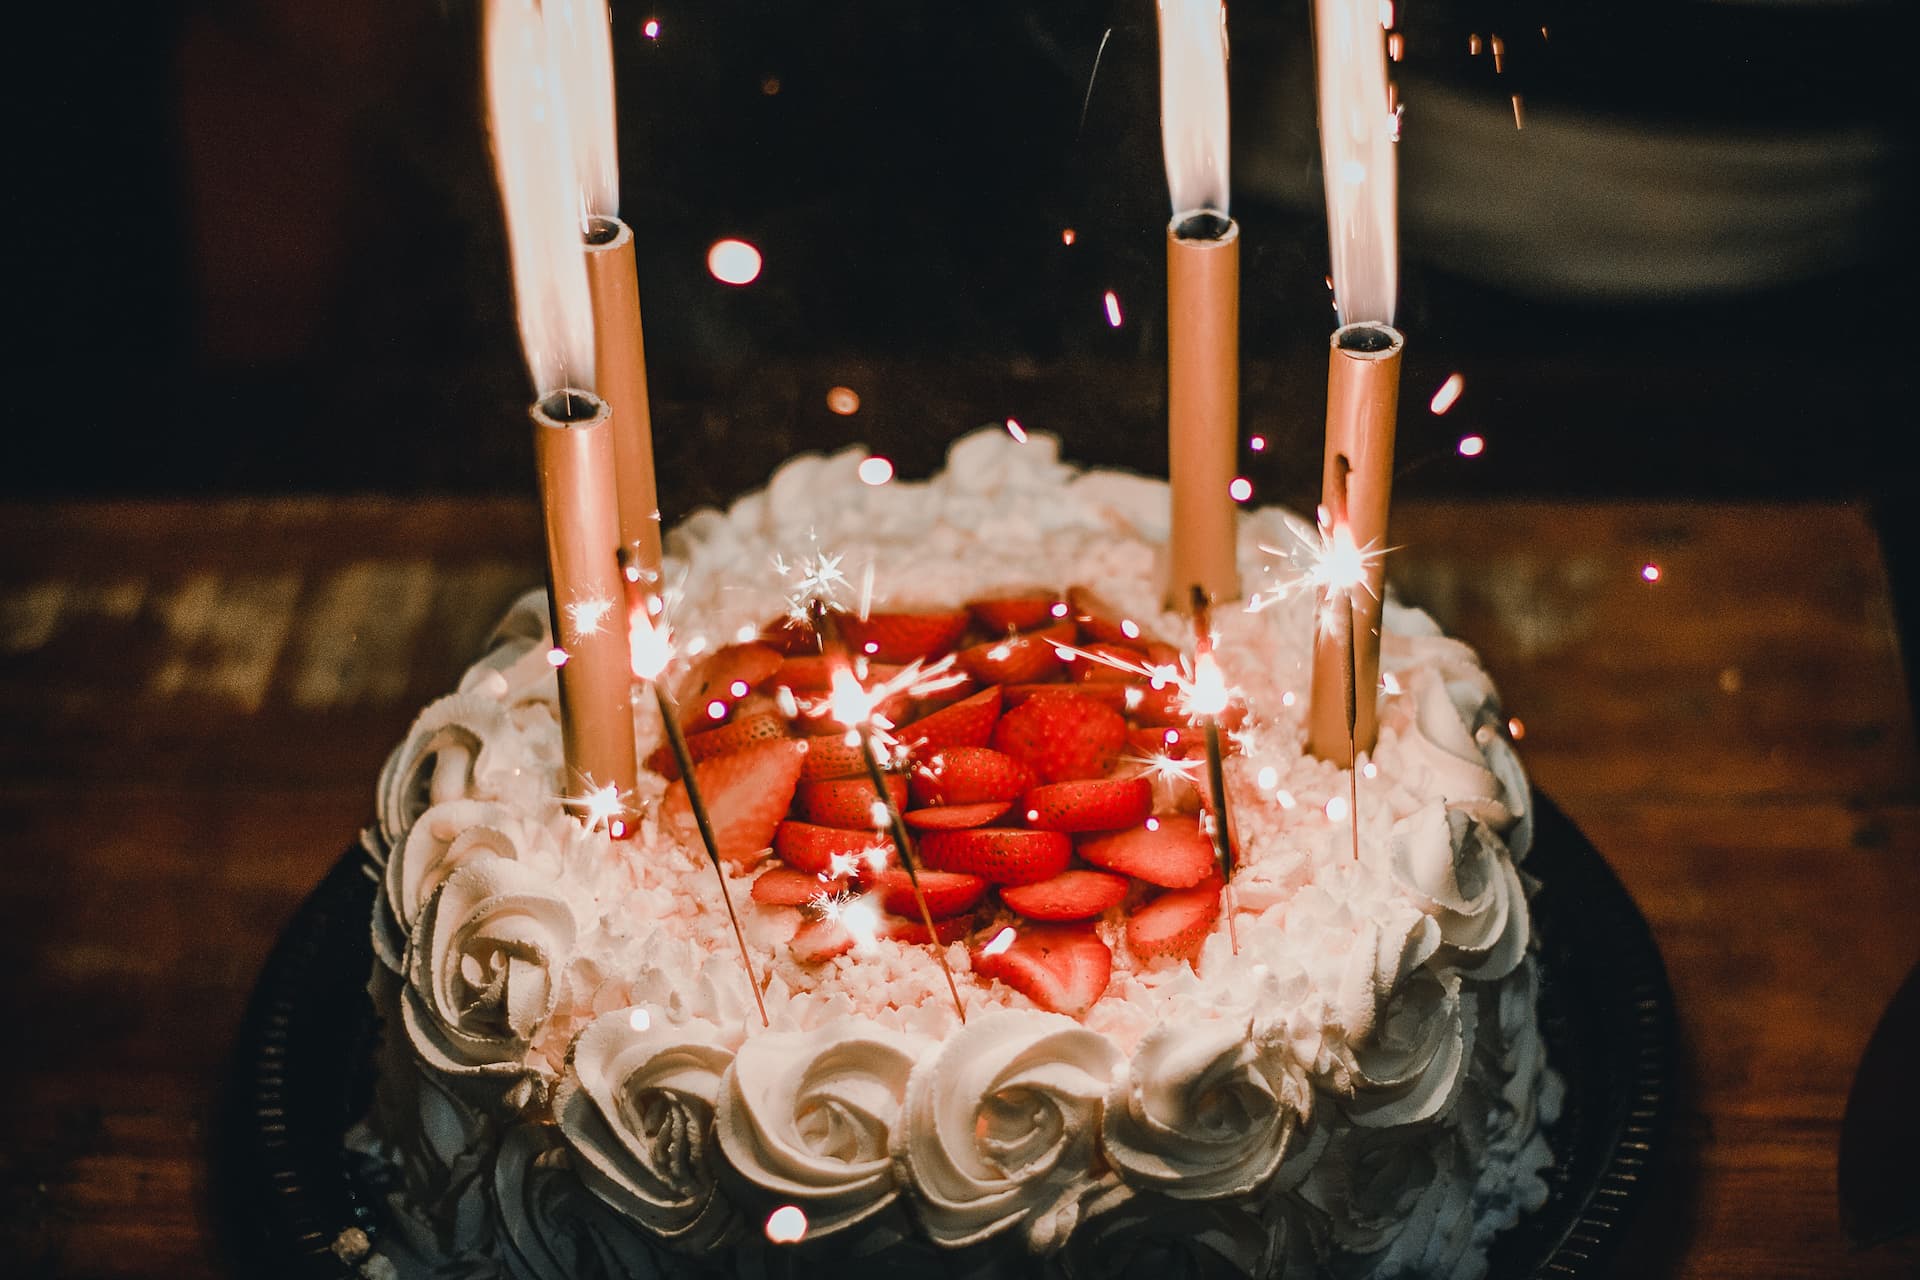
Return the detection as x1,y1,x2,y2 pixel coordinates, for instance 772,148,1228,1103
1314,0,1397,324
485,0,596,395
1158,0,1230,222
544,0,621,222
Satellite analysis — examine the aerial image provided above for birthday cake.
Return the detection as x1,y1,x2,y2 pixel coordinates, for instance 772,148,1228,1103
348,428,1561,1279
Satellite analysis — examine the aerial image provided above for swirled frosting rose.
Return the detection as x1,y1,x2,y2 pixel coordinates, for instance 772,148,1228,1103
1390,802,1528,981
1343,967,1473,1129
1101,1017,1311,1199
378,692,517,849
1299,1118,1478,1277
894,1009,1123,1251
555,1009,739,1253
1059,1181,1307,1280
715,1019,928,1239
491,1123,667,1280
403,853,578,1084
1378,661,1534,861
376,799,539,970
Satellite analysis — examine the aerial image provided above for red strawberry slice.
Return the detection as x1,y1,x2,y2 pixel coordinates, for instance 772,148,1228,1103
918,827,1071,886
876,867,989,918
883,913,975,946
1126,882,1222,964
1078,816,1217,888
795,774,910,829
751,866,843,907
971,923,1112,1017
910,747,1037,808
1020,777,1153,832
1127,725,1204,757
1068,585,1155,648
774,821,895,877
955,620,1077,685
800,730,867,781
680,643,785,726
991,692,1128,784
1003,682,1131,712
903,801,1013,831
968,595,1068,634
773,655,906,693
899,686,1003,753
1062,640,1148,683
839,609,970,663
791,916,856,964
648,711,791,780
662,738,806,864
999,869,1130,921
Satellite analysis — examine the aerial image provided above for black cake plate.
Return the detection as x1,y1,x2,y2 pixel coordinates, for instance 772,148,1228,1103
217,793,1674,1278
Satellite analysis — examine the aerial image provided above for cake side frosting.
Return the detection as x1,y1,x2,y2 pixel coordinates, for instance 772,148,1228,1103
349,429,1559,1279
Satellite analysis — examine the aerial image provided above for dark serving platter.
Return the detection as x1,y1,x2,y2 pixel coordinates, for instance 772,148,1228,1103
216,793,1673,1278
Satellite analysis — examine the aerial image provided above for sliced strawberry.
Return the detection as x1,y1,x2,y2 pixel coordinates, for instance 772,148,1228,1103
1068,585,1154,648
647,711,791,780
1078,816,1217,888
899,686,1003,753
773,655,906,693
791,916,855,964
839,609,970,663
991,692,1129,784
1003,682,1131,712
968,595,1068,634
800,730,867,781
1020,777,1153,832
903,800,1013,831
680,643,784,726
971,923,1112,1017
1126,882,1222,964
1128,680,1187,728
955,620,1077,685
883,913,975,947
918,827,1071,886
794,774,910,829
751,866,843,907
877,867,989,918
662,738,806,864
910,746,1037,808
1062,640,1148,683
999,870,1130,921
774,821,895,877
1127,725,1204,757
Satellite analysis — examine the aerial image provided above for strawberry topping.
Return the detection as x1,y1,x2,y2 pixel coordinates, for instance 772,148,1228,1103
876,867,989,919
838,609,970,663
661,738,806,864
999,869,1130,921
1020,777,1153,832
970,923,1112,1017
909,746,1036,808
899,686,1003,752
918,827,1071,886
794,774,910,829
902,801,1014,830
1125,882,1222,964
991,692,1129,783
1077,815,1218,888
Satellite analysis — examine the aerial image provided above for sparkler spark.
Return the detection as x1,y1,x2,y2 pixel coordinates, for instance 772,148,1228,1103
566,779,627,830
1246,516,1391,619
771,540,855,623
565,594,616,638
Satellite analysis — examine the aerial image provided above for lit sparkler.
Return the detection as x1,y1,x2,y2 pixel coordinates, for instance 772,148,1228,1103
771,537,855,624
810,600,966,1023
1188,586,1239,952
621,549,768,1027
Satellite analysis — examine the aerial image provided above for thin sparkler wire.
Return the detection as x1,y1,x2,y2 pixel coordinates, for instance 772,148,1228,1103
1189,585,1239,954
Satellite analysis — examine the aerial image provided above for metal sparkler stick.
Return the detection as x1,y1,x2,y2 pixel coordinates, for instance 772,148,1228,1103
1189,585,1239,954
809,600,966,1024
1323,463,1363,863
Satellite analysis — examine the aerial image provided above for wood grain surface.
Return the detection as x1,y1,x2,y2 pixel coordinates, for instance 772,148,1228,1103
1,495,1914,1278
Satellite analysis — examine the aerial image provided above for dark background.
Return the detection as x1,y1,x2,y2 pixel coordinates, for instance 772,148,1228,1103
8,0,1916,656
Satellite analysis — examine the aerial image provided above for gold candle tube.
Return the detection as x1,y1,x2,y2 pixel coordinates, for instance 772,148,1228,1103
533,389,640,816
1308,322,1404,764
1165,215,1241,612
583,216,664,581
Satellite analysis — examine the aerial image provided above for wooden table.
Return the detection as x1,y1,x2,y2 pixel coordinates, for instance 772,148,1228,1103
1,495,1914,1278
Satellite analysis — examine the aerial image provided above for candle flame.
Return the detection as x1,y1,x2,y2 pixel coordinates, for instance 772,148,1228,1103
486,0,596,395
543,0,620,222
1158,0,1230,222
1314,0,1398,324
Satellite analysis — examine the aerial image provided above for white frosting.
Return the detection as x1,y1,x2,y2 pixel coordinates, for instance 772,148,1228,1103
360,429,1560,1279
491,1123,667,1280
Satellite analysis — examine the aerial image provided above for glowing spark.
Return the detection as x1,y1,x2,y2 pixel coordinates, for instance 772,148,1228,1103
1641,563,1662,583
1430,373,1465,414
642,18,660,40
1388,32,1404,61
546,647,570,668
1051,602,1070,618
1229,477,1253,502
566,594,616,639
1511,95,1525,129
1491,35,1505,73
628,1007,651,1031
771,541,854,622
1362,761,1379,778
628,605,674,681
837,893,884,953
1381,670,1402,695
1061,228,1076,246
981,926,1016,958
857,456,894,486
1458,435,1486,457
1281,690,1296,707
1469,33,1482,55
1250,434,1266,451
1104,290,1123,327
707,239,762,285
1188,649,1231,718
1256,765,1278,789
1276,789,1297,809
729,680,750,698
1006,417,1029,443
1247,517,1389,623
1508,716,1527,740
1325,795,1350,823
706,699,727,721
765,1205,808,1244
574,781,626,830
826,386,860,415
1128,751,1203,786
1120,619,1141,639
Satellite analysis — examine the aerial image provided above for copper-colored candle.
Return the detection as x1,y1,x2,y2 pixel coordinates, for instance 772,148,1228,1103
1159,0,1240,611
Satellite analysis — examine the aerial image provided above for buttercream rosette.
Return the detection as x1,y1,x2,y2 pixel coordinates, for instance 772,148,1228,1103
716,1019,929,1241
1390,803,1529,981
458,588,562,708
490,1122,667,1280
1298,1117,1479,1278
893,1009,1123,1252
1057,1180,1314,1280
1343,967,1475,1130
377,691,519,851
555,1009,740,1253
374,798,541,973
403,853,578,1088
1101,1016,1312,1199
1377,660,1533,863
